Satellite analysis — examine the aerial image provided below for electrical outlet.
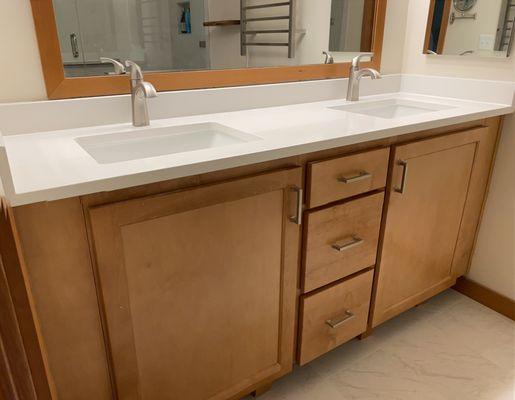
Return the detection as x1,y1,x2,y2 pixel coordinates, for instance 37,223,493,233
478,34,495,50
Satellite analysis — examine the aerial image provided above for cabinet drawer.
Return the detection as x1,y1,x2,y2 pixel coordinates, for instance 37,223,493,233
298,269,374,365
307,148,389,208
303,192,383,293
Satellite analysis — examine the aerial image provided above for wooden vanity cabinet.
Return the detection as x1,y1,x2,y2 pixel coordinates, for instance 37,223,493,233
371,125,500,327
1,118,502,400
86,167,302,400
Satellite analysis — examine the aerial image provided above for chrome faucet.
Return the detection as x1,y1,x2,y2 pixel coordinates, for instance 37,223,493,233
100,57,126,75
323,51,334,64
346,54,381,102
124,60,157,127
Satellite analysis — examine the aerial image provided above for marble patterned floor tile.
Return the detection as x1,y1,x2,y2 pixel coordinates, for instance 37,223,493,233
241,290,514,400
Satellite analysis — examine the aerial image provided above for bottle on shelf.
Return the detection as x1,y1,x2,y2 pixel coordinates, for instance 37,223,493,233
180,10,187,33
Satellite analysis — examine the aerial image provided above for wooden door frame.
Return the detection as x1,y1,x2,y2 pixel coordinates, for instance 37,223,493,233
30,0,388,100
0,198,54,400
361,0,377,52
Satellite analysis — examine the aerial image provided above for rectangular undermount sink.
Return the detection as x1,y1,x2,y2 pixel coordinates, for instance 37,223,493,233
329,99,454,119
76,122,261,164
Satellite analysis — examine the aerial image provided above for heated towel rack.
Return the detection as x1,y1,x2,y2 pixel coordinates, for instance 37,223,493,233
496,0,515,55
240,0,296,58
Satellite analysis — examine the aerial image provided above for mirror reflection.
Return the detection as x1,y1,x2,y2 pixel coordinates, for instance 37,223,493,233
51,0,375,77
424,0,514,57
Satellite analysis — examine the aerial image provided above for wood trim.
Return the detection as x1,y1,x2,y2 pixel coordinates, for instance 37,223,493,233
424,0,437,53
453,277,515,321
0,198,55,400
361,0,376,52
29,0,388,99
203,20,241,27
0,256,37,400
437,0,452,54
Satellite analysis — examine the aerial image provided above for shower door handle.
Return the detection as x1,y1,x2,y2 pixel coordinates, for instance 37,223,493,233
70,33,79,58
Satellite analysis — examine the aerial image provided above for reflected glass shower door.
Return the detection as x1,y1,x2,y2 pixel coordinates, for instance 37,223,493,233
52,0,210,77
53,0,86,73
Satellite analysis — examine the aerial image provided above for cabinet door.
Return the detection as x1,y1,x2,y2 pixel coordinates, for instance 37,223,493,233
88,168,302,400
372,126,497,327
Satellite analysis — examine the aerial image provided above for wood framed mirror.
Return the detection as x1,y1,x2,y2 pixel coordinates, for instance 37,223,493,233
30,0,387,99
423,0,515,57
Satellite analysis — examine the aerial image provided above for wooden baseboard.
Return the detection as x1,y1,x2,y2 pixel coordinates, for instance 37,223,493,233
453,277,515,321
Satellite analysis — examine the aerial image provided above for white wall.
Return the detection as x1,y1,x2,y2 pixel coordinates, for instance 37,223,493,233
401,0,515,300
468,116,515,300
0,0,46,102
343,0,365,51
380,0,409,74
207,0,246,70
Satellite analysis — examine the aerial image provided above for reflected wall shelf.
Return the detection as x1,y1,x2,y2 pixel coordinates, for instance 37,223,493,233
203,20,241,27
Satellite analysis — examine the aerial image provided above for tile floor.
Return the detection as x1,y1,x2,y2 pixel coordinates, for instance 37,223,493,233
244,289,515,400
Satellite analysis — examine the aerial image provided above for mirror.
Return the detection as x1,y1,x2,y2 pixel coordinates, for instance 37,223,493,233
51,0,376,77
424,0,514,57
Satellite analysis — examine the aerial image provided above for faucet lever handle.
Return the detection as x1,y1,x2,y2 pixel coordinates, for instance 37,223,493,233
125,60,144,81
100,57,126,75
323,51,334,64
351,53,374,68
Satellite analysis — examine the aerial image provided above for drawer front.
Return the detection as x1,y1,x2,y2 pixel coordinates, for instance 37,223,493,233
303,192,383,293
298,269,374,365
307,148,389,208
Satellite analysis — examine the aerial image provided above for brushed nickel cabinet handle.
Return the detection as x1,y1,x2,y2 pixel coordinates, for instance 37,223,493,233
289,186,303,225
326,310,355,329
394,160,408,194
70,33,79,58
331,235,363,252
337,171,372,184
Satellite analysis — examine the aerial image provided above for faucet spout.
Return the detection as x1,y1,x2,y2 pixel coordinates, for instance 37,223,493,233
356,68,382,80
136,81,158,99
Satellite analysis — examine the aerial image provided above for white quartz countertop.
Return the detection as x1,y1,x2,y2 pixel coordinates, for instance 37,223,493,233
0,90,513,206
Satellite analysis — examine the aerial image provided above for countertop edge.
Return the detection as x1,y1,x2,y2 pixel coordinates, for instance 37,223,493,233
3,104,512,207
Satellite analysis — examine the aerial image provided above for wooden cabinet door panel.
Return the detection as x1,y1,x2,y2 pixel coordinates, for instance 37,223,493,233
88,168,301,400
372,128,492,327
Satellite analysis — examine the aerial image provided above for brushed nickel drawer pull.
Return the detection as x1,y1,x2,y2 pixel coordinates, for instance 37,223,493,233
338,171,372,184
331,235,364,252
289,186,303,225
326,310,355,329
394,160,408,194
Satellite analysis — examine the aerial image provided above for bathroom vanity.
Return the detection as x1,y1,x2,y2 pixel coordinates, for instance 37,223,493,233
0,82,511,400
2,0,514,399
